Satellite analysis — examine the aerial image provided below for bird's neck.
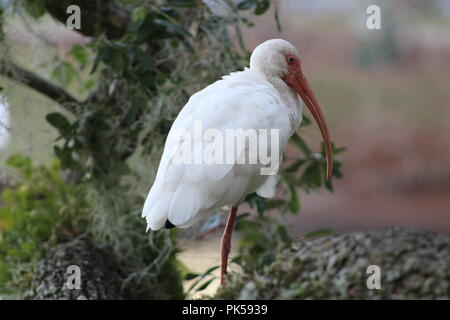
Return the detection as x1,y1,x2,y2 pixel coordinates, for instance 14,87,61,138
266,75,303,131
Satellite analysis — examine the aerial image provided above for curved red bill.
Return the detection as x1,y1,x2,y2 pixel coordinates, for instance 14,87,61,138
284,69,333,180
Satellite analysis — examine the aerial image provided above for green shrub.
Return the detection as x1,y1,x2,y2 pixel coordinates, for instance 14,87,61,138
0,155,88,296
0,155,183,299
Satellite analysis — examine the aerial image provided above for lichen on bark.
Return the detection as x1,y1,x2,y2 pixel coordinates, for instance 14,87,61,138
22,234,184,300
23,236,124,300
215,228,450,299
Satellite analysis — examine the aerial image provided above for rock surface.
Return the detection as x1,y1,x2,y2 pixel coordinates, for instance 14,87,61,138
215,228,450,299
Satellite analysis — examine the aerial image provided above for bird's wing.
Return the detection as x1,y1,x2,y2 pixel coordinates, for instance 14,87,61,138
143,71,292,230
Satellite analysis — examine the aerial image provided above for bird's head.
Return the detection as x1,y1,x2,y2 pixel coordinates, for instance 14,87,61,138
250,39,333,180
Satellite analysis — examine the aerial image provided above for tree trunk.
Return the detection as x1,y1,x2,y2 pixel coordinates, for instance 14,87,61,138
216,228,450,299
24,236,124,300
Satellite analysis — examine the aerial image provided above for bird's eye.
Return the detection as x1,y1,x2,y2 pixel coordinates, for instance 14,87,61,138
287,56,295,64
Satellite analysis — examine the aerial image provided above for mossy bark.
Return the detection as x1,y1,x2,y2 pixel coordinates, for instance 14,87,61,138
24,236,124,299
216,228,450,299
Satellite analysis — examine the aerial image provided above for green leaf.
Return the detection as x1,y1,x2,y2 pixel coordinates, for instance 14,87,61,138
238,0,257,10
185,265,219,295
286,159,306,173
237,219,263,232
287,184,300,213
51,62,76,86
244,192,257,204
291,132,312,156
184,272,200,280
196,278,214,291
68,45,88,67
53,146,82,171
166,0,197,7
333,146,347,156
89,115,111,131
110,49,125,74
46,113,71,137
154,19,193,38
301,115,312,126
238,212,251,219
264,199,285,210
276,224,292,244
301,162,322,188
202,265,220,276
130,7,148,31
325,179,334,192
6,155,31,169
255,196,265,216
91,46,113,74
138,53,155,72
254,0,270,15
24,1,45,18
332,161,343,178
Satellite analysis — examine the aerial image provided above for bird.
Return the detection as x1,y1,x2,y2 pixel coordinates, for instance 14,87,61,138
142,39,333,285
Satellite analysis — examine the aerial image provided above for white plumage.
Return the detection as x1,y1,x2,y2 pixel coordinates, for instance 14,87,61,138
142,39,333,284
142,39,332,237
143,40,305,231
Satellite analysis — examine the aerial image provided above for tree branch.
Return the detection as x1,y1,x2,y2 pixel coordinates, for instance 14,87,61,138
1,59,82,115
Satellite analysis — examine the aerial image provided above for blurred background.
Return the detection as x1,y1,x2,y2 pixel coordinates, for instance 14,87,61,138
246,0,450,236
1,0,450,297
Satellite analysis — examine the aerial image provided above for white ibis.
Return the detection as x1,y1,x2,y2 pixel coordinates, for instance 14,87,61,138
142,39,333,284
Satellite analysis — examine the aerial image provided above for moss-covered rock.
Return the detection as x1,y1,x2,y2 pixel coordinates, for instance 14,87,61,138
215,228,450,299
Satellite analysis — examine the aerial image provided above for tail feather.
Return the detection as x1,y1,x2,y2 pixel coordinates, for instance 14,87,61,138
168,184,202,226
143,192,172,231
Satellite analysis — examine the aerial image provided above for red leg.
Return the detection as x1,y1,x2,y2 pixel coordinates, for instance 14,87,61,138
220,206,238,285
